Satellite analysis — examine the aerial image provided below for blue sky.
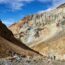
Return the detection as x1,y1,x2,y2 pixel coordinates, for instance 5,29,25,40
0,0,65,26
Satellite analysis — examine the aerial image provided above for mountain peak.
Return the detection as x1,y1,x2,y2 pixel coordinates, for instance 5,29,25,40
57,3,65,8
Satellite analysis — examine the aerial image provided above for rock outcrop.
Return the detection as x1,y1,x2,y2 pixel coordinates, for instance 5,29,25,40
9,3,65,60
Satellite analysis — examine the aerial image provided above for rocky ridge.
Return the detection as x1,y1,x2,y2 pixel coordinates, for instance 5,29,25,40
9,3,65,60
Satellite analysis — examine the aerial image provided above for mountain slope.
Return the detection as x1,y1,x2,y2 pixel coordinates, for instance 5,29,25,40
0,36,36,57
9,3,65,45
57,3,65,8
9,16,31,36
0,21,41,58
9,3,65,60
0,36,13,58
32,30,65,60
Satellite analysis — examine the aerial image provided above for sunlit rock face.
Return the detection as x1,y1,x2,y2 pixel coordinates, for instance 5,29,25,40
9,4,65,60
10,7,65,45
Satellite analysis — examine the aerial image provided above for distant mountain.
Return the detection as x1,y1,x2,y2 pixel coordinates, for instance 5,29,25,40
9,3,65,60
0,21,41,58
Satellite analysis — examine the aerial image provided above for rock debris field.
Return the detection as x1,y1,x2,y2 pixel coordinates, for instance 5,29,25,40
0,55,65,65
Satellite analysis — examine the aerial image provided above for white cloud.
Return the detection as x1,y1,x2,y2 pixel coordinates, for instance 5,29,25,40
37,8,53,14
52,0,65,8
38,0,52,2
0,0,65,11
37,0,65,14
38,0,65,8
0,0,33,11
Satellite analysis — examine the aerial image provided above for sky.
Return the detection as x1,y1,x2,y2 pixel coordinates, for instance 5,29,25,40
0,0,65,26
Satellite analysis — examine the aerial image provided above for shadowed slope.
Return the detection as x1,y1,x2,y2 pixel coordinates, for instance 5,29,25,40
0,21,42,57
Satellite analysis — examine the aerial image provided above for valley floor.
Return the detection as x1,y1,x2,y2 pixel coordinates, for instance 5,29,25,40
0,55,65,65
